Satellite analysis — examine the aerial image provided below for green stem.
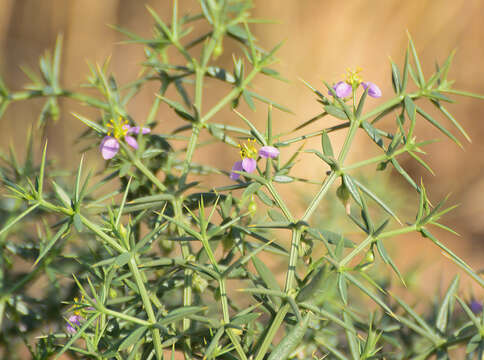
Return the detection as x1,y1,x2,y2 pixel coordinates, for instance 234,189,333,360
218,278,230,324
337,119,361,164
378,225,417,239
133,159,166,192
342,147,407,171
254,304,289,360
302,172,338,222
359,95,404,122
265,182,294,222
128,257,163,360
339,235,373,267
174,199,193,357
200,67,260,124
103,307,152,327
284,229,301,293
79,214,125,253
0,300,5,329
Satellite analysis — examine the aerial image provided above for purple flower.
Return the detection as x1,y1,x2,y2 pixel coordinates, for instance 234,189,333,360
100,118,151,160
330,81,352,98
230,141,279,180
259,146,280,159
230,158,257,180
361,82,382,98
66,314,83,334
470,300,483,314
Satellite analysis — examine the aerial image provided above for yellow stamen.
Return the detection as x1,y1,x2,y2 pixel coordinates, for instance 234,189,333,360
106,117,129,139
345,67,363,87
238,139,258,159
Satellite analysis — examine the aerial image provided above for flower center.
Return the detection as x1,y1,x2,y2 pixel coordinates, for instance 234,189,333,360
238,139,258,159
344,67,363,87
106,117,129,139
71,296,84,316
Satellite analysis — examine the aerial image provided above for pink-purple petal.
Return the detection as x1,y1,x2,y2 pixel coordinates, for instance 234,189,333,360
230,161,244,180
258,146,279,159
100,136,120,160
361,82,382,98
128,126,151,134
470,300,483,314
125,135,138,149
242,158,257,173
331,81,352,98
66,314,82,334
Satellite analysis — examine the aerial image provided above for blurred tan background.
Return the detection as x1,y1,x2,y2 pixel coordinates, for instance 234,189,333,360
0,0,483,293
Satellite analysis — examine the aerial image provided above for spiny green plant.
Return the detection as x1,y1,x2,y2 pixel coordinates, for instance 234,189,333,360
0,1,483,359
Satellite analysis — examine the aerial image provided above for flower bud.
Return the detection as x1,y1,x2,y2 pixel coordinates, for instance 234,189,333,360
192,273,208,293
109,288,118,299
248,196,257,215
336,184,351,214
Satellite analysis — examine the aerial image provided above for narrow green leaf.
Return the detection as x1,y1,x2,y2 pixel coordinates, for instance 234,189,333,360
361,120,384,148
204,327,225,360
407,33,425,86
421,228,484,288
391,158,419,191
408,150,434,175
72,112,106,134
391,60,401,94
248,91,293,114
436,275,459,333
267,314,310,360
0,204,39,238
242,182,262,198
118,326,148,351
342,175,362,207
343,312,361,360
338,272,348,305
321,131,334,157
243,90,256,110
34,222,69,266
268,209,285,222
352,178,401,223
401,49,410,91
346,273,394,316
156,95,194,122
73,213,83,232
74,154,84,205
256,189,274,206
432,101,471,142
416,106,461,147
355,88,368,119
222,240,277,278
252,256,282,307
375,239,405,285
392,293,439,340
325,104,349,120
52,181,71,208
38,141,48,199
273,175,294,183
233,109,267,145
